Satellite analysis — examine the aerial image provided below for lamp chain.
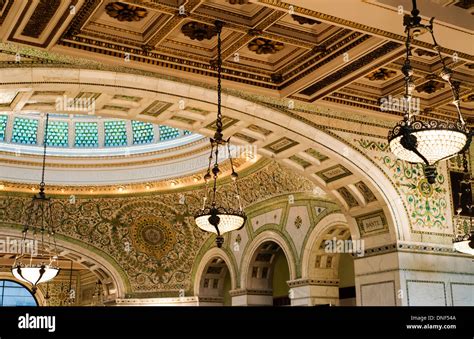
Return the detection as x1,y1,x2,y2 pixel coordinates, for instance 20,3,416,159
214,20,223,142
40,113,50,195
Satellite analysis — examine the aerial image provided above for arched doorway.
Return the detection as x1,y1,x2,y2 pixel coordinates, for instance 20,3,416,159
246,241,292,306
194,248,237,306
197,257,232,306
299,213,356,306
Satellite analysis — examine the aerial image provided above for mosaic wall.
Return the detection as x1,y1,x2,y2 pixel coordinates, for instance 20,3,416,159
0,162,316,294
349,135,453,236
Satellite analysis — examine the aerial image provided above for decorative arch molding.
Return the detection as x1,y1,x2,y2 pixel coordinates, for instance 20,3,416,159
240,230,297,289
0,226,130,299
300,213,350,279
192,247,237,297
0,67,410,244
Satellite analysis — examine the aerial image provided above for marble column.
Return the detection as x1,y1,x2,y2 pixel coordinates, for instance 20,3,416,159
354,243,474,306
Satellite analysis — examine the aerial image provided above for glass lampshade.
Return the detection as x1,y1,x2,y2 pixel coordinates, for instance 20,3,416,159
195,211,246,235
12,264,60,287
389,130,468,165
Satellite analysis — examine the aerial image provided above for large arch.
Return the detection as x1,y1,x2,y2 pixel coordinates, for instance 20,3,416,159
301,213,349,279
0,67,411,245
0,227,129,300
240,230,297,291
193,247,237,306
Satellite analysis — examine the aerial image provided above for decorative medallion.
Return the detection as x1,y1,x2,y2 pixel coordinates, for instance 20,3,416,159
415,49,437,58
416,80,445,94
248,38,284,55
130,215,177,260
181,22,217,41
294,215,302,229
417,178,433,198
105,2,148,22
366,68,397,81
291,14,321,25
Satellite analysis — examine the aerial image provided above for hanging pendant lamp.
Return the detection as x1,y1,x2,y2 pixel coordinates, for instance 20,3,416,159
11,113,60,293
387,0,471,184
194,21,246,248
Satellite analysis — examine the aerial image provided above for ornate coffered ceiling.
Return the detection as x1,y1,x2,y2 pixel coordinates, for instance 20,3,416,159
0,0,471,124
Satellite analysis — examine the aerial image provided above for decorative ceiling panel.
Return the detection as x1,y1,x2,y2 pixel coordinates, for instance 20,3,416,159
0,0,471,124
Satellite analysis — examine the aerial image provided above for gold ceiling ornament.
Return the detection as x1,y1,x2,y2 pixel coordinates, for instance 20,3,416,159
415,80,445,94
247,38,284,55
387,0,471,185
414,49,437,58
366,68,397,81
181,21,217,41
105,2,148,22
291,14,321,25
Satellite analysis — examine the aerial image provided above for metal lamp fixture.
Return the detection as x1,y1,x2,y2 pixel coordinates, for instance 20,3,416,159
453,152,474,256
194,21,246,248
388,0,471,184
11,113,60,293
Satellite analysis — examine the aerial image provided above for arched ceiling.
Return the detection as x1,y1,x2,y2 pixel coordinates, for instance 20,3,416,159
0,66,411,245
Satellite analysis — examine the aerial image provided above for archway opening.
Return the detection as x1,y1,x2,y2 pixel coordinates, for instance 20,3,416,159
198,257,232,306
302,220,356,306
247,241,291,306
338,253,356,306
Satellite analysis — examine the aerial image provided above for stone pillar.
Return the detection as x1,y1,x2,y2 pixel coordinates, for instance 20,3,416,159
354,243,474,306
287,279,339,306
229,289,273,306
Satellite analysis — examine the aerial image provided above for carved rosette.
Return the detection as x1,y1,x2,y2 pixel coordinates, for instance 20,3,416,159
366,68,397,81
181,22,217,41
248,38,284,55
291,14,321,25
105,2,148,22
416,80,445,94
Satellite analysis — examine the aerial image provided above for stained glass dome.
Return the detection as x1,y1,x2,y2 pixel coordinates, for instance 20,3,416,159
0,113,196,156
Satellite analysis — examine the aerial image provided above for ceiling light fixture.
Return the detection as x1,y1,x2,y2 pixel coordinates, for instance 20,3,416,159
11,113,60,293
387,0,471,184
194,21,246,248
